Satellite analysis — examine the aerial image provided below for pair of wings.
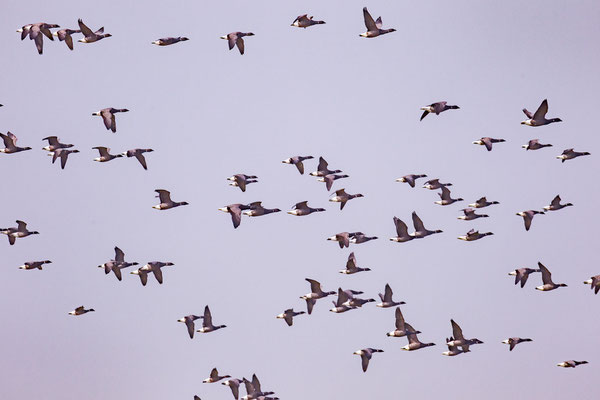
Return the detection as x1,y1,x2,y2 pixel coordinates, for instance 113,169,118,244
363,8,383,31
522,99,548,120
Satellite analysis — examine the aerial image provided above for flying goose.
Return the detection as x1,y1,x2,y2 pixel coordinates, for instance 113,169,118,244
446,320,484,352
349,232,378,244
241,374,275,400
50,148,79,169
435,186,463,205
281,155,313,174
68,306,94,316
19,260,52,270
92,146,122,162
203,368,231,383
291,14,325,28
220,32,254,55
536,262,567,291
222,378,243,400
502,337,532,351
472,137,506,151
557,360,588,368
53,28,81,50
98,246,138,281
1,220,39,245
401,323,435,351
276,308,305,326
327,232,351,248
522,139,552,150
516,210,544,231
42,136,73,152
396,174,427,188
457,208,488,221
543,195,573,211
457,229,494,241
130,267,150,286
557,148,591,162
339,252,371,274
329,189,363,210
583,275,600,294
360,7,395,38
92,108,129,132
342,291,375,308
443,337,469,356
287,201,325,216
508,267,541,288
153,189,189,210
521,99,562,126
422,178,452,190
309,156,342,177
140,261,174,284
227,174,258,192
219,204,251,228
78,19,112,43
243,201,281,217
420,102,459,121
121,149,153,170
300,278,336,314
317,173,349,191
152,37,189,46
377,283,405,308
18,22,59,54
390,216,414,243
330,287,358,313
353,348,384,372
411,211,443,238
386,307,420,338
469,196,499,208
197,305,227,333
0,132,31,154
177,314,203,339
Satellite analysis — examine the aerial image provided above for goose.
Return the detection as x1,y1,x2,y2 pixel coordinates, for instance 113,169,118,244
0,132,31,154
300,278,336,314
121,149,153,170
377,283,405,308
276,308,305,326
51,148,79,169
536,262,567,291
457,208,488,221
390,217,414,243
140,261,174,284
92,108,129,133
422,178,452,190
282,155,313,174
420,102,459,121
327,232,351,248
243,201,281,217
516,210,544,231
291,14,325,28
411,211,443,238
557,360,588,368
457,229,494,241
219,204,251,228
401,323,435,351
177,314,203,339
42,136,73,152
317,173,349,191
342,292,375,308
220,32,254,55
222,378,243,400
396,174,427,188
229,179,258,190
502,337,532,351
339,252,371,274
53,28,81,50
241,374,275,400
227,174,258,192
1,220,39,245
473,137,506,151
443,337,469,356
329,188,363,210
152,37,189,46
17,24,34,40
130,267,150,286
92,146,122,162
330,288,358,313
309,156,342,177
19,260,52,270
98,246,138,281
522,139,552,150
557,148,590,162
508,267,541,288
387,307,419,337
68,306,95,316
349,232,378,244
18,22,59,54
287,201,325,216
521,99,562,126
543,195,573,211
469,196,499,208
78,19,112,43
583,275,600,294
446,320,484,351
203,368,231,383
360,7,395,38
197,305,226,333
153,189,189,210
435,186,463,205
353,348,384,372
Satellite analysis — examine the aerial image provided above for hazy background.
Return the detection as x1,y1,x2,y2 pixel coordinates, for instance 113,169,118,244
1,1,599,399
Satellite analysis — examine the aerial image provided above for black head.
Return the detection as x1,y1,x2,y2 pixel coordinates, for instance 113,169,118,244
551,118,562,123
180,37,190,41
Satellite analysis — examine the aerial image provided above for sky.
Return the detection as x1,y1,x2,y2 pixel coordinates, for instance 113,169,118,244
1,0,599,399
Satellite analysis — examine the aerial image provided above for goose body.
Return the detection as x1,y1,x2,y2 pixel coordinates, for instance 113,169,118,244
583,275,600,294
535,262,567,291
317,173,349,191
18,22,59,54
0,132,31,154
401,323,435,351
78,19,112,43
309,156,341,177
469,196,499,208
220,32,254,55
411,211,443,238
68,306,94,316
446,319,484,352
282,155,313,175
42,136,73,152
543,195,573,211
508,268,541,288
377,283,405,308
287,201,325,216
353,348,384,372
153,189,189,210
422,178,452,190
19,260,51,270
152,37,189,46
457,208,488,221
53,28,81,50
92,146,122,162
140,261,174,284
557,148,590,162
420,101,459,121
457,229,494,241
360,7,395,38
243,201,281,217
300,278,336,314
276,308,305,326
98,246,138,281
1,220,39,245
502,337,532,351
291,14,325,28
443,336,469,356
329,188,363,210
327,232,351,248
203,368,231,383
557,360,588,368
435,186,463,206
339,252,371,274
330,288,359,313
121,149,153,170
349,231,378,244
227,174,258,192
222,378,243,400
522,139,552,150
390,216,414,242
197,305,227,333
219,203,251,228
177,314,203,339
396,174,427,188
516,210,544,231
386,307,419,337
92,108,128,133
521,99,562,126
473,137,506,151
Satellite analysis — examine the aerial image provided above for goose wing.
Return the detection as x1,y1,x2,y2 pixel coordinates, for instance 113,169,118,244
451,319,465,341
363,7,378,31
203,306,213,327
538,262,552,285
78,19,94,38
134,153,148,170
393,217,409,237
346,252,357,271
155,189,172,204
383,283,393,302
411,212,425,232
114,246,125,262
306,278,322,294
532,99,548,120
395,307,405,330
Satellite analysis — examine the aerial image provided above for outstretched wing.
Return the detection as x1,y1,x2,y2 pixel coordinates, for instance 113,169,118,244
532,99,548,121
363,7,378,31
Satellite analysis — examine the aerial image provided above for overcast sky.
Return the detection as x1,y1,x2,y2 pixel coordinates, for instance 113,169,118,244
2,1,599,399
